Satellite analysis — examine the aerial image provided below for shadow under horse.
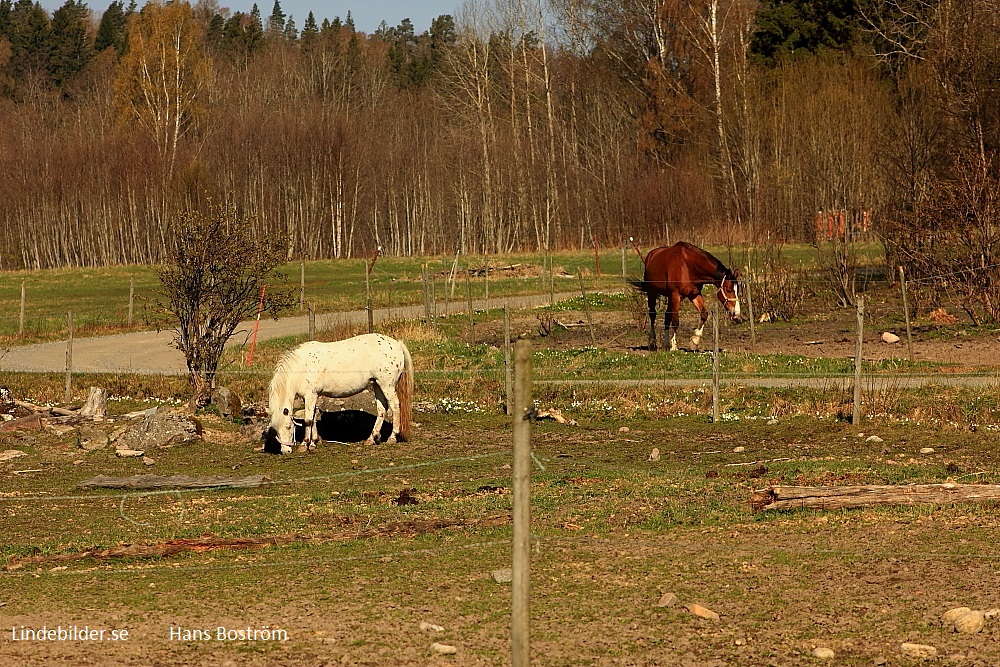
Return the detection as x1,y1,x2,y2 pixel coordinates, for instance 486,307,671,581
629,241,742,351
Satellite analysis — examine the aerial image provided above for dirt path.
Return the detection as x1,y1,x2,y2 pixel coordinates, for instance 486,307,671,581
0,293,577,375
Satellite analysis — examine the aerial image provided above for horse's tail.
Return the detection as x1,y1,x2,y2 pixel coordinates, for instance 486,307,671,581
397,341,414,441
626,278,648,293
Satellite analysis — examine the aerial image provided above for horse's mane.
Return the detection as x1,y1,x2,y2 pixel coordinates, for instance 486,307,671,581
268,347,300,404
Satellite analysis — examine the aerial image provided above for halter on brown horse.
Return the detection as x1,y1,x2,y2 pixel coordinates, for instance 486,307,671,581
629,241,741,352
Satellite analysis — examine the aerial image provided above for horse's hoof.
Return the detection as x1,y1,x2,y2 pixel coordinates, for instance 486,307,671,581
363,438,375,447
386,435,397,445
280,444,292,455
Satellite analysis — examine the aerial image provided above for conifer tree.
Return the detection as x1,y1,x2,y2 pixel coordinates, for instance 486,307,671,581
266,0,284,36
94,0,127,54
50,0,92,86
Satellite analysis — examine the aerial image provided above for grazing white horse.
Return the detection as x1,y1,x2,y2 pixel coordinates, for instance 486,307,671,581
263,334,414,454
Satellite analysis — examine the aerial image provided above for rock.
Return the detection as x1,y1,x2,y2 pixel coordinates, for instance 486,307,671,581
733,446,745,453
618,426,630,433
142,456,155,466
657,592,677,608
491,568,513,583
648,448,660,462
44,423,75,437
881,331,901,344
211,386,243,419
0,449,27,462
812,647,835,659
942,607,972,624
419,621,444,632
430,642,457,655
78,426,109,451
953,610,985,634
114,411,202,450
685,604,719,621
900,643,937,659
919,447,935,454
766,418,779,425
115,449,145,458
866,435,884,443
0,414,43,433
983,608,1000,619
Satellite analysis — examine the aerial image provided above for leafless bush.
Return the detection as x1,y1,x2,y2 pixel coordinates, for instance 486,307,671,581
744,244,810,322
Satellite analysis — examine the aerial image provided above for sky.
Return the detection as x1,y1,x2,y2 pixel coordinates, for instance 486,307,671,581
40,1,462,35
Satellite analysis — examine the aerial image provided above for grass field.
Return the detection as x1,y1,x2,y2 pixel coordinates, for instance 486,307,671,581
5,244,1000,665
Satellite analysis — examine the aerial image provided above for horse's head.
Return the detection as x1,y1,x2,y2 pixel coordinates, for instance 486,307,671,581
263,406,295,455
717,270,742,321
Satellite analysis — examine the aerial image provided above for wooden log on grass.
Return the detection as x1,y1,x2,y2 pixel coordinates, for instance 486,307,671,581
78,474,271,490
751,482,1000,512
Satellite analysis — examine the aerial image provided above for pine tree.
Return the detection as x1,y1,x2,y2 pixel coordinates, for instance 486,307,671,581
94,0,127,55
8,0,54,83
50,0,92,86
301,11,317,46
266,0,284,36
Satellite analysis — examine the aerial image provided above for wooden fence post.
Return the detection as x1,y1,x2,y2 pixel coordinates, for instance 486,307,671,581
511,339,533,667
899,266,914,363
128,275,134,327
365,260,374,334
853,296,865,425
65,311,73,403
577,269,596,346
744,269,756,354
712,306,720,423
621,245,627,282
19,280,25,337
300,260,305,312
466,270,475,339
504,304,513,415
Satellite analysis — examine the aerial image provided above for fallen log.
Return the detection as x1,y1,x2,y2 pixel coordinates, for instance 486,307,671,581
752,481,1000,512
78,474,271,490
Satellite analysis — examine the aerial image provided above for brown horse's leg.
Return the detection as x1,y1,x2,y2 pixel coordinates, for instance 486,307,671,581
646,292,658,351
668,292,682,351
691,294,709,348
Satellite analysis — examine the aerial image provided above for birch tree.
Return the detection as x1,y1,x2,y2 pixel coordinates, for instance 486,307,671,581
114,0,208,181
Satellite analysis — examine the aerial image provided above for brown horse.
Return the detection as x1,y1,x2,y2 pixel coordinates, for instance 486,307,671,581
630,242,741,351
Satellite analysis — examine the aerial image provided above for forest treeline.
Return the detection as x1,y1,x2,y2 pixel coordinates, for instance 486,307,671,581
0,0,997,279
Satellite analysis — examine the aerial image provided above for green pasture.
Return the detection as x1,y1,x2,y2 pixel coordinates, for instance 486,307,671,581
0,243,883,342
3,406,1000,665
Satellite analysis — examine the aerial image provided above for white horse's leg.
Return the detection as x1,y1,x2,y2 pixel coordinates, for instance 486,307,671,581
668,293,681,352
385,385,401,445
304,393,319,451
367,384,388,446
691,295,708,348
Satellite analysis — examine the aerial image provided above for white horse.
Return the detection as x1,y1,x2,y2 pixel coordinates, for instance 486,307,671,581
263,334,414,454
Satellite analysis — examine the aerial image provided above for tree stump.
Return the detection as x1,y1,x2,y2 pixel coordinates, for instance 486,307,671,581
80,387,108,420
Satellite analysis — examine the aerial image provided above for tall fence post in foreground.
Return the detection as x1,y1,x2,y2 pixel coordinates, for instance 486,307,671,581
511,339,533,667
712,307,720,423
504,305,513,414
19,281,25,337
128,275,134,327
899,266,914,363
300,260,305,312
65,311,73,403
853,296,865,425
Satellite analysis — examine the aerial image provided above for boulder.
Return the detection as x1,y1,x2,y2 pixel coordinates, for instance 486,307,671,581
113,411,202,450
78,426,109,451
211,386,242,419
